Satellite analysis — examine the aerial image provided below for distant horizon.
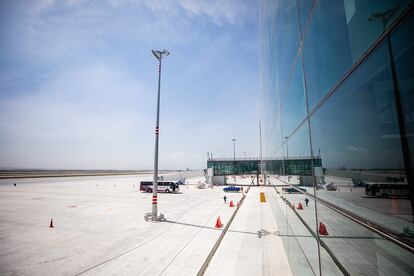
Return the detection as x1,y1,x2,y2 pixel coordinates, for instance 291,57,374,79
0,167,203,171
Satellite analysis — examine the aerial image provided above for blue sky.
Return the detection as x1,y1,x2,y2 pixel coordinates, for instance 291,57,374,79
0,0,259,170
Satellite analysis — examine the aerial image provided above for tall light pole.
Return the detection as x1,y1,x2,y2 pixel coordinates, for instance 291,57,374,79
259,120,263,175
284,136,289,160
232,138,236,161
151,49,170,221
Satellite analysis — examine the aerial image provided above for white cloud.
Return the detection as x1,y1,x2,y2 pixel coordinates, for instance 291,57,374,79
29,0,253,25
142,0,252,25
179,0,250,25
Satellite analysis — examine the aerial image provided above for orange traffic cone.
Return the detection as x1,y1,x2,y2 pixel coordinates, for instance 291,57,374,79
298,202,303,210
391,198,400,215
49,219,54,228
319,222,328,235
229,200,234,207
215,216,223,228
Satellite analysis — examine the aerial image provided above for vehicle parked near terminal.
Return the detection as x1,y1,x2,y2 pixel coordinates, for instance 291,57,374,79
223,186,241,192
352,178,365,187
364,183,409,198
197,182,206,189
282,187,306,194
140,181,180,193
326,183,337,191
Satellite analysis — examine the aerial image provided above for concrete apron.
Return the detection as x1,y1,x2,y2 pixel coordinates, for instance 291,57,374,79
205,186,293,276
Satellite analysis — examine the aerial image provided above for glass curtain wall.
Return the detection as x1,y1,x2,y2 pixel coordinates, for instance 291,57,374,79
260,0,414,275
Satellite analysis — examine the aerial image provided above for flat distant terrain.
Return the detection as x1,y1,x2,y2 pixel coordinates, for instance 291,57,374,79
0,170,182,179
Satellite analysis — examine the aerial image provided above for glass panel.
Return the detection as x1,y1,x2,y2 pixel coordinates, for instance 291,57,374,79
281,61,307,137
260,0,414,274
317,199,414,275
269,122,323,274
302,0,411,110
269,186,322,275
274,0,300,92
392,12,414,185
310,35,414,274
260,0,282,158
297,0,316,32
302,0,355,110
286,122,311,160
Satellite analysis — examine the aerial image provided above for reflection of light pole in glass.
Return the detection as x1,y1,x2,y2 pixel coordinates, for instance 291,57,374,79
151,49,170,221
232,139,236,161
368,7,398,30
259,120,263,177
369,8,414,218
284,136,290,182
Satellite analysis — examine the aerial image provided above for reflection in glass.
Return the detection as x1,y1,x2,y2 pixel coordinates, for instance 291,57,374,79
302,0,410,109
281,61,307,137
259,0,414,274
297,0,316,32
391,12,414,198
310,37,414,274
274,0,300,92
310,39,409,227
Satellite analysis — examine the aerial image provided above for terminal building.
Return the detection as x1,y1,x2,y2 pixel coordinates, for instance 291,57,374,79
259,0,414,274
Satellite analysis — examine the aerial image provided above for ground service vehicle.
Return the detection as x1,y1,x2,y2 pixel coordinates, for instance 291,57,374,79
282,187,307,194
223,186,241,192
140,181,180,193
364,183,409,198
326,183,337,191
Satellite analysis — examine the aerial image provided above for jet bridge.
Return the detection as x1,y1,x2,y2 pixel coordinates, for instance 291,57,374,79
207,157,322,176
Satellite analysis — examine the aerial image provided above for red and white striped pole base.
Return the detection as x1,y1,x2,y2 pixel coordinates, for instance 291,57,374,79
151,194,157,220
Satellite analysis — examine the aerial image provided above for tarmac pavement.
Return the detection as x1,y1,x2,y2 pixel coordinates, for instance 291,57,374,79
0,175,242,276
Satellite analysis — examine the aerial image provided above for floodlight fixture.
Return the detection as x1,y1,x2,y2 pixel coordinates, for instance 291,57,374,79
151,49,170,61
367,7,399,24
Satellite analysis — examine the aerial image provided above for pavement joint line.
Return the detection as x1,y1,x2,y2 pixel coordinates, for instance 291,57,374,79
158,193,234,276
72,198,213,276
164,220,309,237
196,185,251,276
